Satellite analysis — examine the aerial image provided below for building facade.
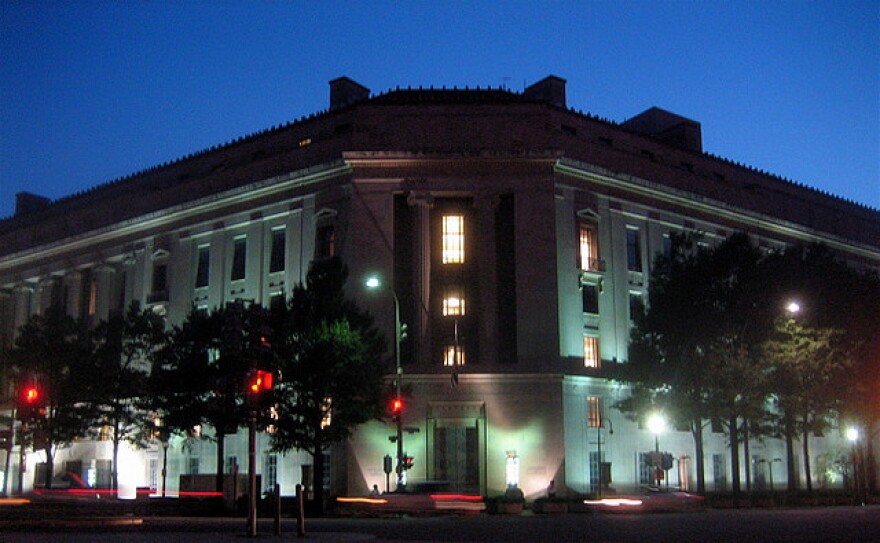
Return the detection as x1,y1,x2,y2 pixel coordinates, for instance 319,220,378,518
1,76,878,499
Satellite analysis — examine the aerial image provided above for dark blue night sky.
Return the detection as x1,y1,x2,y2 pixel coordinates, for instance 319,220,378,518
1,1,877,218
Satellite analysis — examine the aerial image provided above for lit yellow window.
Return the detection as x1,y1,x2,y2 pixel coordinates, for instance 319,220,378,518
443,345,465,367
442,215,465,264
88,279,97,316
579,224,599,271
587,396,602,428
442,293,466,316
320,397,333,429
584,336,600,368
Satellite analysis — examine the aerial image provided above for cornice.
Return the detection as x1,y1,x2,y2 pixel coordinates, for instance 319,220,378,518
555,159,880,261
0,161,352,272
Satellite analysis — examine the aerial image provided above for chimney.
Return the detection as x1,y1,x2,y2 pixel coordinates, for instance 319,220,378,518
329,77,370,110
15,192,52,216
524,75,567,108
621,107,703,153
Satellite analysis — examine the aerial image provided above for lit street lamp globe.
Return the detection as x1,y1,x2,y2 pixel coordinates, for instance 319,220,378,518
647,413,666,436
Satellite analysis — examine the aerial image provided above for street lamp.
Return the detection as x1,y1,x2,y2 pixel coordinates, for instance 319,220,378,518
365,275,405,488
785,301,801,315
647,413,666,488
596,418,613,499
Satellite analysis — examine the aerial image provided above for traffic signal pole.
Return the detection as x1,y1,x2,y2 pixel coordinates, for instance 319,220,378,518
247,410,257,537
392,290,404,489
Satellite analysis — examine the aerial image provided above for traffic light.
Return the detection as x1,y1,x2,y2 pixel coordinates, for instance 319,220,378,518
402,455,414,470
246,369,274,410
16,383,44,422
247,370,274,394
390,397,403,421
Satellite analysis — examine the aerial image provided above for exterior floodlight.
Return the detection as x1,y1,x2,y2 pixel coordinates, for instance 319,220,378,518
846,427,859,443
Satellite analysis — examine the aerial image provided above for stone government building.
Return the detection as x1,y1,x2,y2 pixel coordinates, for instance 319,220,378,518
1,76,878,498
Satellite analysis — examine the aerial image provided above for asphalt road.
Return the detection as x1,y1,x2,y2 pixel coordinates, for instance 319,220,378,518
1,506,879,542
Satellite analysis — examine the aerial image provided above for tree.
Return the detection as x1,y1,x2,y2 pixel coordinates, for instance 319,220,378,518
619,232,775,495
7,305,94,488
150,302,268,494
87,301,167,491
760,244,872,493
763,317,846,492
270,257,386,514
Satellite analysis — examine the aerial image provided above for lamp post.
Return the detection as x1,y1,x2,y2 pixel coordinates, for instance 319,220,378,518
596,418,613,499
647,413,666,489
846,427,860,501
365,276,404,488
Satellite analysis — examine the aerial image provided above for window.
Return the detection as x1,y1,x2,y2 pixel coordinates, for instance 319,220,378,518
582,283,599,314
269,228,286,273
316,224,336,259
626,227,642,272
584,336,600,368
442,214,465,264
195,245,210,288
587,396,603,428
443,344,465,367
629,292,643,321
264,454,278,491
638,452,653,485
578,223,600,271
713,454,727,491
231,236,247,281
152,263,167,292
662,233,673,258
320,397,333,429
226,456,238,474
87,278,97,316
269,292,285,311
442,289,466,316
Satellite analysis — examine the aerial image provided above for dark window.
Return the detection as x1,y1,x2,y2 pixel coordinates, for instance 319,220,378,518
582,283,599,314
270,228,286,273
626,228,642,272
231,238,246,281
152,263,167,293
195,246,210,288
316,225,336,259
662,234,673,258
629,292,643,321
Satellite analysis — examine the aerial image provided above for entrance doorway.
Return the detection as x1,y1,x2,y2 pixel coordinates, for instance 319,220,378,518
426,402,486,494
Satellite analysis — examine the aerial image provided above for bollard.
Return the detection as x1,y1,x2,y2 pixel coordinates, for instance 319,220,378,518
274,483,281,536
296,483,306,537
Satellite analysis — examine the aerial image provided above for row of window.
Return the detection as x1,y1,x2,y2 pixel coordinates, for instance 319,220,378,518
148,224,338,300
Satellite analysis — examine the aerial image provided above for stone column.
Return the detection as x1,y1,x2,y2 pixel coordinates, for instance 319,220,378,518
407,191,434,367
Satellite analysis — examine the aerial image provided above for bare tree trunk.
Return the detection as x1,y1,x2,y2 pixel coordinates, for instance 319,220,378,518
216,430,226,495
44,443,54,489
313,430,325,516
693,420,706,494
743,419,751,493
801,414,812,493
785,415,797,492
729,415,741,495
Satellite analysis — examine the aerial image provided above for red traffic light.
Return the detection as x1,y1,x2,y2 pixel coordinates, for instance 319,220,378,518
22,386,40,404
248,370,274,394
390,398,403,413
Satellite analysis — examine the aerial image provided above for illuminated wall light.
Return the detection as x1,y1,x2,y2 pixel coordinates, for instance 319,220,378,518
506,450,520,488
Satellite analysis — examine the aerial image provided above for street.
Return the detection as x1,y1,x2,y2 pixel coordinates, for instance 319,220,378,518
1,506,879,542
